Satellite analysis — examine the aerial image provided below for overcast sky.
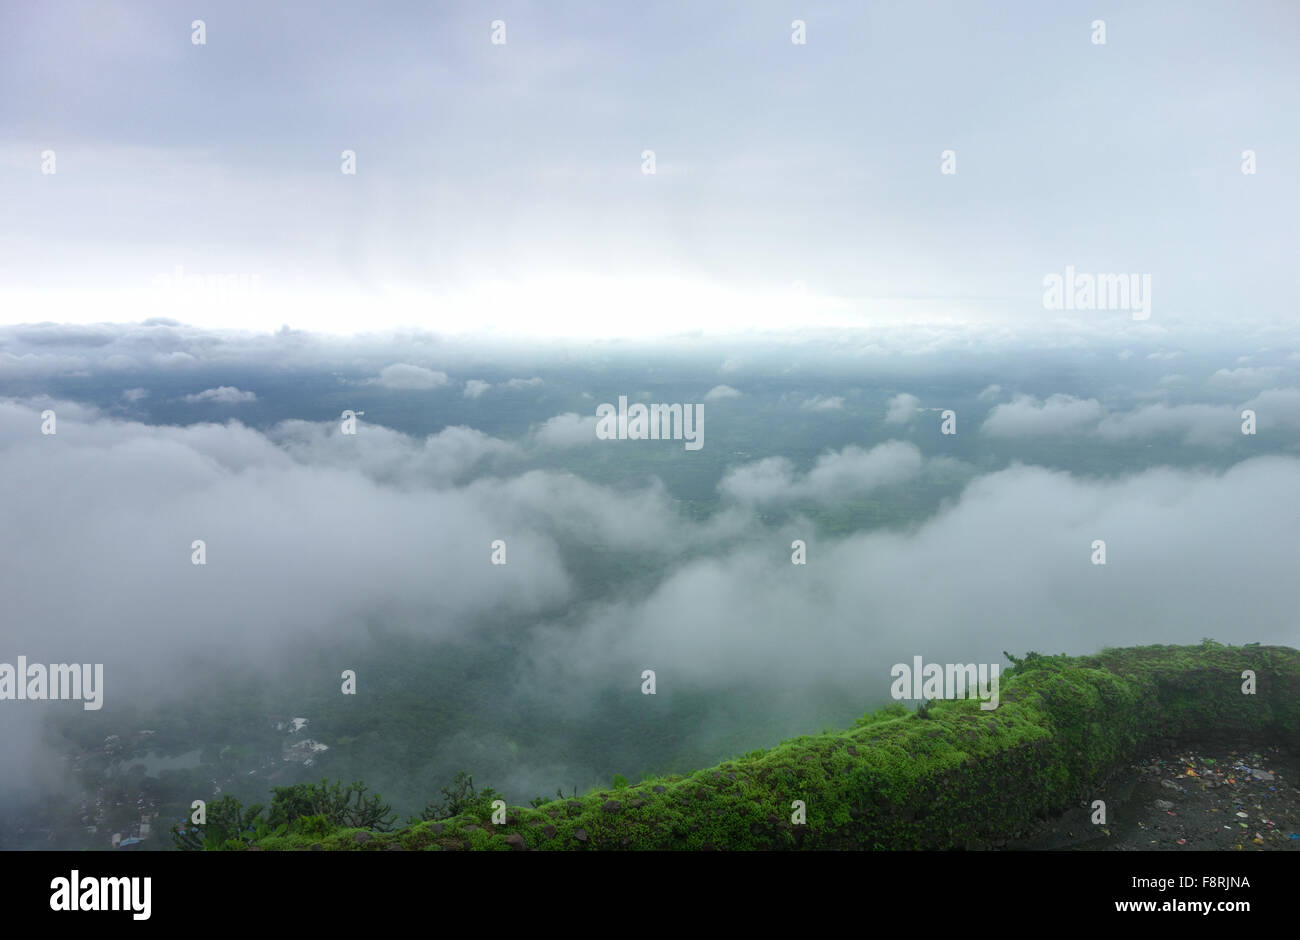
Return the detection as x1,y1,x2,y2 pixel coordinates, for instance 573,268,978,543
2,0,1297,336
1,2,1298,809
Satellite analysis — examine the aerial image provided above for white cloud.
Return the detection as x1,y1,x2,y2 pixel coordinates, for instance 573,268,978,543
717,456,796,504
373,363,450,389
1094,403,1236,447
1207,366,1282,388
503,377,543,390
719,441,923,505
463,379,491,399
885,393,920,424
977,385,1002,401
1240,387,1300,431
532,412,596,449
183,386,256,404
981,394,1103,437
541,458,1300,698
122,387,149,402
704,385,742,400
801,395,844,411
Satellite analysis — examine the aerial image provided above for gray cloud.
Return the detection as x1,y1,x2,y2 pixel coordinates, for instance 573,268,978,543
1207,366,1282,389
981,394,1104,437
801,395,844,412
719,441,924,506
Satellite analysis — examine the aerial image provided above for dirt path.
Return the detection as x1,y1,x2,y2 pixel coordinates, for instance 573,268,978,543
1006,744,1300,851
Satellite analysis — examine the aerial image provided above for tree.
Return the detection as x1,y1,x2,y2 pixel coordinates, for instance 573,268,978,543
268,779,396,832
419,771,500,821
172,795,264,851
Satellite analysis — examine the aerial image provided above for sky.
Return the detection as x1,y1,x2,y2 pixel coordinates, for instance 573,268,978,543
2,0,1298,337
1,1,1299,820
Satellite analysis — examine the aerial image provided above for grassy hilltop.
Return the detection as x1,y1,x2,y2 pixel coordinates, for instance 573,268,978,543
225,642,1297,851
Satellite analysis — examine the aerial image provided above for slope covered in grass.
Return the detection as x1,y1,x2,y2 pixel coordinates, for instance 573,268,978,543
246,642,1298,851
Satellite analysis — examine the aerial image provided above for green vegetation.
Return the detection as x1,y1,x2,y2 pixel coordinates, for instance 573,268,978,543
211,643,1296,851
172,779,395,850
417,771,500,823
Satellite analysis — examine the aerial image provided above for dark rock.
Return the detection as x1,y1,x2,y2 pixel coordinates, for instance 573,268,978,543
429,823,445,835
385,842,406,851
652,785,667,793
542,825,556,839
602,800,622,813
573,828,588,843
353,831,372,844
310,843,323,851
463,825,480,834
504,833,526,851
629,799,645,809
847,747,858,757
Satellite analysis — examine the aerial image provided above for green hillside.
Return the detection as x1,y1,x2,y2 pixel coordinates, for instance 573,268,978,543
220,642,1297,851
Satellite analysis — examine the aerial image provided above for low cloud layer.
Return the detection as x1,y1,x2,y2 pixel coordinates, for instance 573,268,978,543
2,384,1298,804
981,390,1300,446
719,441,924,505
